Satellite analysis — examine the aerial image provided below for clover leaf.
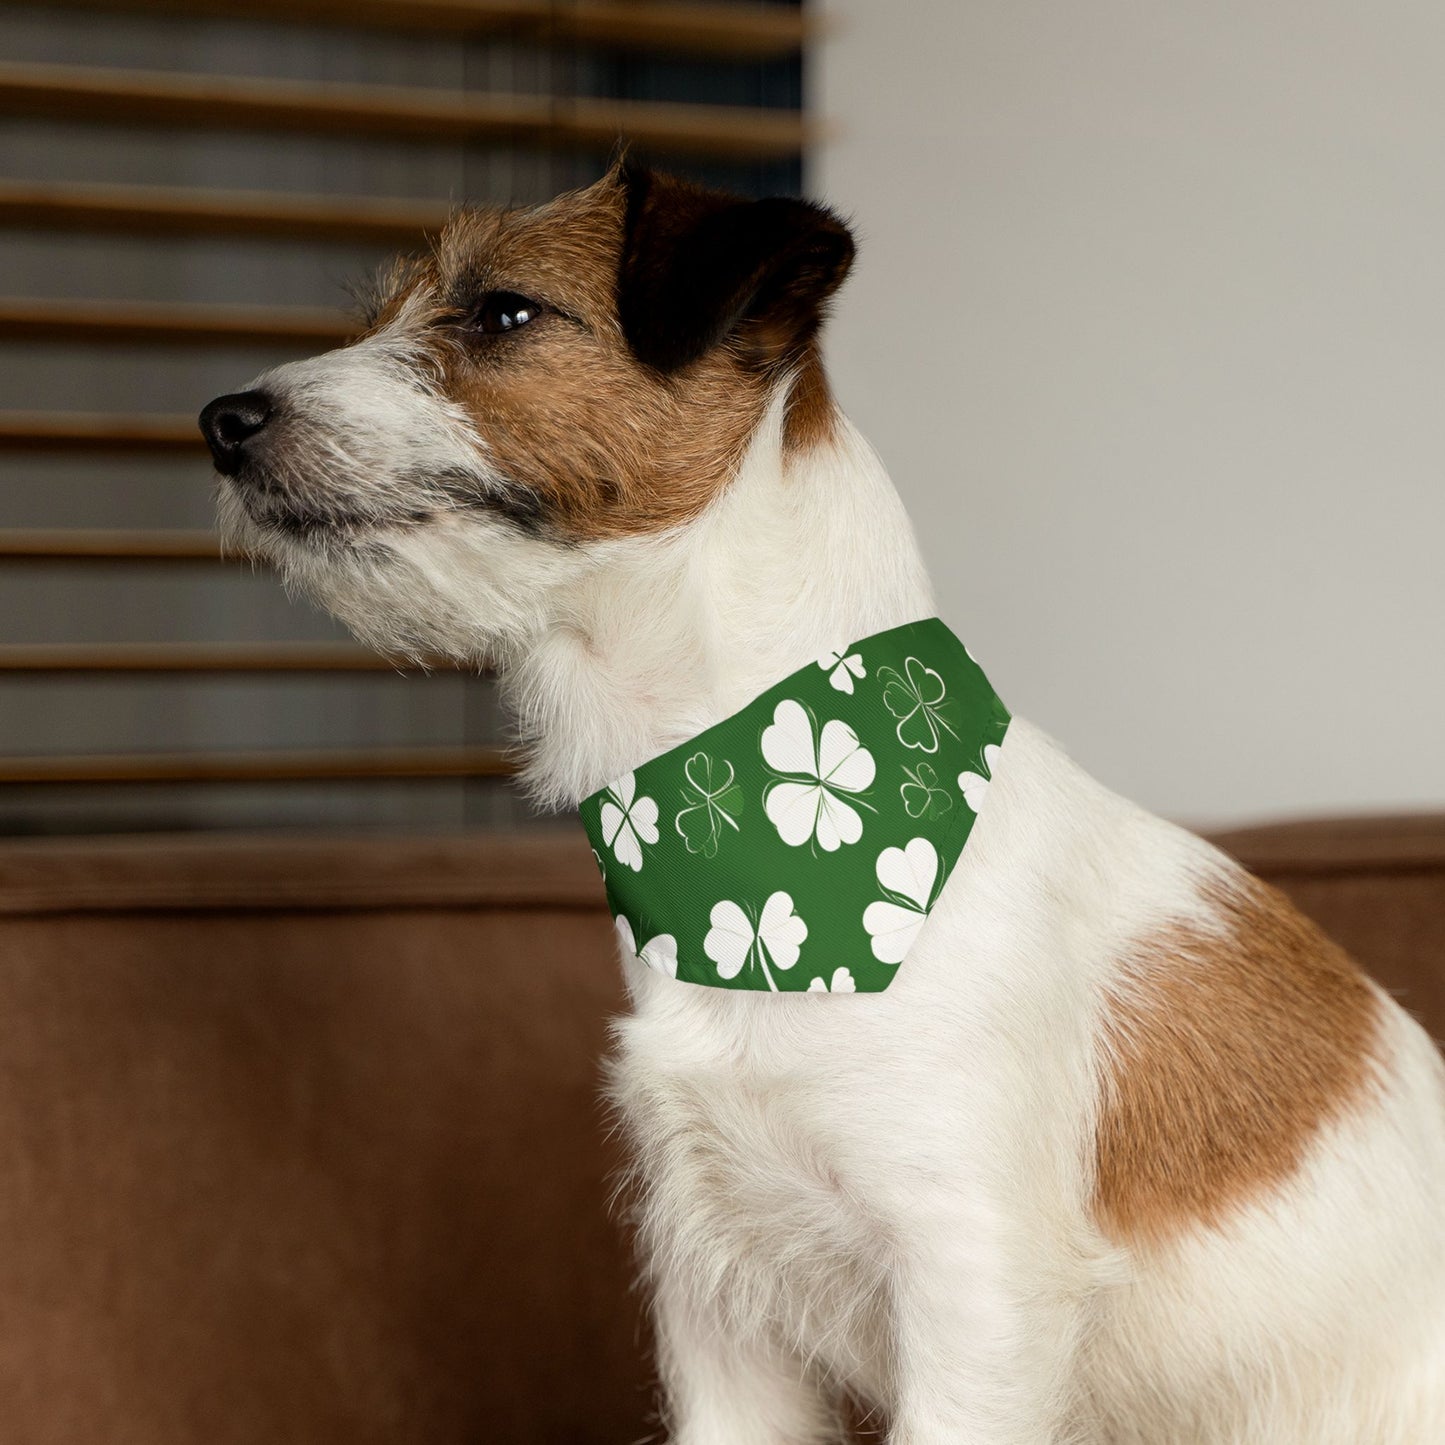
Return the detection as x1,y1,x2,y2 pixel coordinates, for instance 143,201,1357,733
900,761,953,820
674,751,744,859
877,656,959,754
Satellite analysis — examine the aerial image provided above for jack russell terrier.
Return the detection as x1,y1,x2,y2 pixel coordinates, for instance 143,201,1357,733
200,163,1445,1444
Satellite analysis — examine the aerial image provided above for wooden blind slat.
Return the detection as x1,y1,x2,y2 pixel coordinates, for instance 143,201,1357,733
0,529,221,561
28,0,811,59
0,15,807,813
0,62,813,161
0,297,353,348
0,180,448,245
0,745,513,784
546,0,811,58
0,643,420,673
0,413,203,452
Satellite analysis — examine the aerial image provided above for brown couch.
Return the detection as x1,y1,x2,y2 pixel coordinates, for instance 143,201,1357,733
0,817,1440,1444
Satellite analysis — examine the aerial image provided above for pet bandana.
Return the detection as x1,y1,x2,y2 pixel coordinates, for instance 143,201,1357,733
580,618,1010,994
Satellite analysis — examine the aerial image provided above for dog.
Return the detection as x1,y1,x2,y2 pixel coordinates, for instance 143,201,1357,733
200,162,1445,1443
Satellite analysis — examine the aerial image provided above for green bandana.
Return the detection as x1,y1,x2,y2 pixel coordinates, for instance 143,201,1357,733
579,618,1010,994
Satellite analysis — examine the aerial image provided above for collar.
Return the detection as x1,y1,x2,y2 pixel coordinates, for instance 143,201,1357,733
579,618,1010,993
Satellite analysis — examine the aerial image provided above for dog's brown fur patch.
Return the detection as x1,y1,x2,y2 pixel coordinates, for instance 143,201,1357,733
1094,874,1382,1246
782,344,840,457
367,176,793,541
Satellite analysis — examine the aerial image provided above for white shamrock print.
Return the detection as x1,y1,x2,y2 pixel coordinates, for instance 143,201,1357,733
761,699,876,852
863,837,942,965
900,761,953,821
958,743,1002,813
807,967,857,994
615,915,678,979
877,656,958,753
817,646,866,694
704,891,808,992
673,751,744,859
599,771,659,872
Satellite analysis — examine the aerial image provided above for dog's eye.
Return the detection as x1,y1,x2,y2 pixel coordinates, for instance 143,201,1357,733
471,291,544,335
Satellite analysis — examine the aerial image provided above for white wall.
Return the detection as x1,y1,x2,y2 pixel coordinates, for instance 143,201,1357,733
813,0,1445,826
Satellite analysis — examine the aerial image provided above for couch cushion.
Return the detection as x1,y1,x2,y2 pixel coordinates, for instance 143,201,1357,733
0,830,643,1445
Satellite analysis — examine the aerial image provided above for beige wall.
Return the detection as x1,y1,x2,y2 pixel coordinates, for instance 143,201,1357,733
813,0,1445,825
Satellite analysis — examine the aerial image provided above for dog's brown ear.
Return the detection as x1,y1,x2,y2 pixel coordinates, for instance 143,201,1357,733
617,162,855,374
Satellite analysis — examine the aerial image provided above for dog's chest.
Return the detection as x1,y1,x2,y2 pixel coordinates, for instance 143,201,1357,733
612,993,895,1388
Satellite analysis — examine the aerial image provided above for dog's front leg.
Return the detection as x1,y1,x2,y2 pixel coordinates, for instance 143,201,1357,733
885,1201,1090,1445
653,1275,840,1445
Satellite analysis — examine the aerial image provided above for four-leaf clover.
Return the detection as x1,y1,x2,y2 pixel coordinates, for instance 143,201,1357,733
817,646,866,694
958,743,1002,812
704,891,808,992
615,915,678,979
900,761,953,820
863,837,942,964
599,771,659,872
877,656,958,753
761,699,876,852
674,751,745,859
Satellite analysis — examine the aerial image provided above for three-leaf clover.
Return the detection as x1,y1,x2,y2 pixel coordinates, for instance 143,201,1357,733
862,837,942,965
958,742,1002,812
599,771,659,872
900,761,954,820
761,698,876,852
704,891,808,992
674,751,745,859
817,646,866,694
877,656,958,753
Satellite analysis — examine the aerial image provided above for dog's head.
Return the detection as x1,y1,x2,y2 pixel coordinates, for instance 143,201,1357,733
200,163,854,661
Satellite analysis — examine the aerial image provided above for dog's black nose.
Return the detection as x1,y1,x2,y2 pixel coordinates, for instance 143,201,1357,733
199,390,273,475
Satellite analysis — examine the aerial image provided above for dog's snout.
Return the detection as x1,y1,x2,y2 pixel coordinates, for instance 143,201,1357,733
200,390,274,476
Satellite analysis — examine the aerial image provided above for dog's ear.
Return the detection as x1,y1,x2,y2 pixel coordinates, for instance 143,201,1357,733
616,162,855,374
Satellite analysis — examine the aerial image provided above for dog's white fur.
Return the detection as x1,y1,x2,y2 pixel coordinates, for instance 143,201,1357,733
218,247,1445,1445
